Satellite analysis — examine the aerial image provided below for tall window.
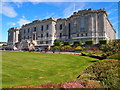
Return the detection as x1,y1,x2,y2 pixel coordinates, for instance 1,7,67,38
60,33,62,38
33,34,35,40
28,36,29,39
28,28,29,33
81,34,83,37
24,29,25,33
40,41,43,44
80,17,85,32
41,25,43,31
34,27,36,31
46,25,49,30
41,34,43,38
46,41,48,44
60,24,62,30
46,33,49,37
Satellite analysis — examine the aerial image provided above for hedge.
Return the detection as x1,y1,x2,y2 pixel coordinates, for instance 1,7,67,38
99,40,107,44
54,41,62,46
73,41,82,46
85,40,94,45
63,41,71,45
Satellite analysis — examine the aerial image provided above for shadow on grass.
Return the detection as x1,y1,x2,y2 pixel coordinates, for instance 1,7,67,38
89,60,97,62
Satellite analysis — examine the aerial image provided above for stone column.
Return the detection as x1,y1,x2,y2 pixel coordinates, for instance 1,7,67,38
94,13,98,43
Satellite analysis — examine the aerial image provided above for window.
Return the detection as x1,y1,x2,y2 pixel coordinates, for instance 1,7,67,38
41,34,43,38
86,33,87,36
24,36,25,39
77,34,79,37
41,25,43,31
46,41,48,44
28,28,30,33
60,24,62,30
34,27,36,31
80,28,85,32
40,41,43,44
46,33,49,37
28,36,29,39
33,34,35,40
80,17,85,32
24,30,25,33
46,25,49,30
81,34,83,37
60,33,62,38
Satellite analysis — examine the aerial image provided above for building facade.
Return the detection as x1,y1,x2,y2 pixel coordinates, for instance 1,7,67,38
8,8,116,50
8,27,20,49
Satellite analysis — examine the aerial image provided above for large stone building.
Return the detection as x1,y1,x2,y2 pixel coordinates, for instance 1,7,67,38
8,8,116,50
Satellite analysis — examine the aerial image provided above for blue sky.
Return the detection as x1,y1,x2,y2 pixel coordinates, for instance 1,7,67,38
0,2,118,42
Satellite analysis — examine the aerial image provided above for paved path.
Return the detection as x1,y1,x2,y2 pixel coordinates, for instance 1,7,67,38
1,50,81,55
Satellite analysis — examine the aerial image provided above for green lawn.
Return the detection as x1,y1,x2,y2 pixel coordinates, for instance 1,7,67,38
2,52,99,88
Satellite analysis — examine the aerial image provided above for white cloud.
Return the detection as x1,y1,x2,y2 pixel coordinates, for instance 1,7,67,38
0,2,17,18
44,12,55,19
107,9,118,15
7,22,16,26
63,3,86,18
2,0,120,2
17,18,30,26
112,21,118,26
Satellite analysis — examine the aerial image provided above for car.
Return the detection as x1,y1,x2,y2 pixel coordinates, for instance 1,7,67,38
0,47,4,50
34,48,41,52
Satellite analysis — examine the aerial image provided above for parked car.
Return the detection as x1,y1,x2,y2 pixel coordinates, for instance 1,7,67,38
0,47,3,50
32,48,41,52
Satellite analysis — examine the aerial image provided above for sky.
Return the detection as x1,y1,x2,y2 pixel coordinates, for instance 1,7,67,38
0,1,119,42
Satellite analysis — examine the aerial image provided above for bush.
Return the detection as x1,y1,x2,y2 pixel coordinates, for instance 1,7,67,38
78,59,119,89
60,45,73,51
73,41,82,46
74,46,82,51
99,40,107,44
51,46,60,50
81,51,94,56
100,39,120,55
63,41,71,45
85,40,94,45
54,41,62,46
107,53,120,60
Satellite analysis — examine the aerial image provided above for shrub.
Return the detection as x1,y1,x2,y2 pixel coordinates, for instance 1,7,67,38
100,39,120,55
107,53,120,60
51,46,60,50
73,41,82,46
60,45,73,51
78,59,119,89
54,41,62,46
91,47,99,51
99,40,107,44
74,46,82,51
81,51,94,56
63,41,71,45
85,40,94,45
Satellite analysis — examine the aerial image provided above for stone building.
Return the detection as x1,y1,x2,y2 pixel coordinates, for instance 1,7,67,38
7,27,20,49
8,8,116,50
55,8,116,43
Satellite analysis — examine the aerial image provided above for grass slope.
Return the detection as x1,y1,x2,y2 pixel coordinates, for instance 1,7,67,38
2,52,98,88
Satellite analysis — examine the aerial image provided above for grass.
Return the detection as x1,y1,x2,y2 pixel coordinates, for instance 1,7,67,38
2,52,99,88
